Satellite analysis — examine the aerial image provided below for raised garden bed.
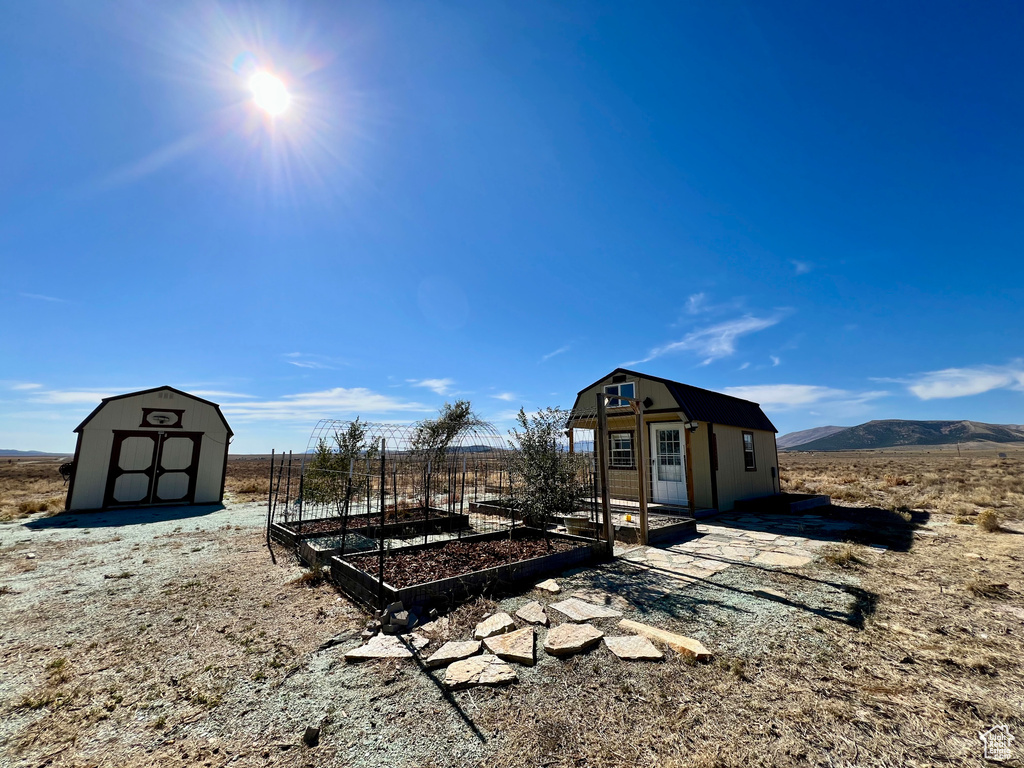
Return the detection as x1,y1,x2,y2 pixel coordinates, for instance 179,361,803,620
561,512,697,545
270,508,468,549
330,527,610,610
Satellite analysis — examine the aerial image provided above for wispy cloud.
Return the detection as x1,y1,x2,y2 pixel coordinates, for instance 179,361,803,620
491,392,516,402
190,390,256,400
90,129,210,192
628,314,786,366
770,355,781,367
722,384,887,411
9,383,43,390
408,378,455,396
28,389,126,404
685,293,708,315
221,387,430,422
904,363,1024,400
20,293,66,303
791,260,813,275
284,352,348,370
541,345,570,362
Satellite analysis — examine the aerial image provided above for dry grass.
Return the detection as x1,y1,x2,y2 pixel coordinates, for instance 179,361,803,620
976,509,1001,532
821,543,865,567
0,458,67,521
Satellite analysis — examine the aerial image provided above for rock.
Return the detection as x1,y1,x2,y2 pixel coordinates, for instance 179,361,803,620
424,640,482,669
549,597,622,622
752,551,813,568
302,726,320,747
571,589,631,611
474,612,516,639
515,601,548,626
535,579,561,594
26,553,36,560
360,630,376,641
344,633,428,662
964,552,983,559
753,588,788,600
386,601,404,615
444,654,517,689
484,627,535,666
604,635,664,661
617,619,712,661
543,623,603,656
391,610,410,627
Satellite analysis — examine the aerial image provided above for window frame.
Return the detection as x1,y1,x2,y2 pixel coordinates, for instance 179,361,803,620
608,430,636,470
742,431,757,472
603,382,636,408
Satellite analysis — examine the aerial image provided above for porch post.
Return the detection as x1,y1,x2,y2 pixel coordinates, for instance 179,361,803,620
635,402,649,545
596,393,613,543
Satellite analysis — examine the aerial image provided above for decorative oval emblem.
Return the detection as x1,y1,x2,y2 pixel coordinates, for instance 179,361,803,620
145,411,176,426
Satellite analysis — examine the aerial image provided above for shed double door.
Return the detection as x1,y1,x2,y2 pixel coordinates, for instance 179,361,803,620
103,430,201,508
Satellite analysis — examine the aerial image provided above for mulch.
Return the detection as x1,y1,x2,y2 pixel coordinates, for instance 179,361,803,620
348,534,579,587
287,508,444,535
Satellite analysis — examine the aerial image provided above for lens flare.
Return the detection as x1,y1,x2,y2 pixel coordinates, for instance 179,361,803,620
249,71,289,115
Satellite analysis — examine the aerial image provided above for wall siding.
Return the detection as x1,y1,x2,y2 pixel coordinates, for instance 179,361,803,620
711,425,778,511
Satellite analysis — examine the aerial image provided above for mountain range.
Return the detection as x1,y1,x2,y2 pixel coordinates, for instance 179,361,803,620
779,420,1024,451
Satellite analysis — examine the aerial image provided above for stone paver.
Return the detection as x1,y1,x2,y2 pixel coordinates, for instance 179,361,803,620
604,635,664,660
444,654,517,689
618,619,712,661
535,579,561,593
544,623,604,656
515,601,549,626
571,589,631,611
549,597,623,622
483,626,535,665
424,640,481,669
344,633,429,663
474,612,516,639
753,551,813,567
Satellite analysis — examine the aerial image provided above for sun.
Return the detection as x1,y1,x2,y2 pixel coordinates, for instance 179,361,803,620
249,71,289,116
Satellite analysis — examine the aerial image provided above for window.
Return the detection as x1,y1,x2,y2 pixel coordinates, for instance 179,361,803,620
743,431,756,471
604,382,635,407
609,431,635,469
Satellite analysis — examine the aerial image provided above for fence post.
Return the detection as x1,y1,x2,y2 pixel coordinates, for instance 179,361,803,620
265,449,276,562
635,401,649,546
596,393,613,544
378,437,386,612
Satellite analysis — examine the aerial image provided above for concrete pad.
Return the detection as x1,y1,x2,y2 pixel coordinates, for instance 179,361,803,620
543,623,604,656
515,601,549,626
604,635,663,661
483,627,535,666
549,597,622,622
424,640,481,669
444,654,517,689
474,612,516,639
618,619,712,661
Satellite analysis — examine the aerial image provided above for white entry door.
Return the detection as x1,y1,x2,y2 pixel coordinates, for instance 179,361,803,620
649,423,687,506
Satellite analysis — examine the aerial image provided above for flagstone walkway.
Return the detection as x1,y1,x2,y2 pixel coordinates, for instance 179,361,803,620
614,511,864,585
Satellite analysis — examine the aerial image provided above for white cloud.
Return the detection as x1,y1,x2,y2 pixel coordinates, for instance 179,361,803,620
738,362,750,371
190,390,256,400
409,378,455,396
906,363,1024,400
685,293,708,315
541,345,570,362
722,384,887,411
29,389,125,404
628,314,785,365
491,392,516,402
770,355,781,367
20,293,66,303
284,352,348,370
9,383,43,390
221,387,430,422
791,260,813,275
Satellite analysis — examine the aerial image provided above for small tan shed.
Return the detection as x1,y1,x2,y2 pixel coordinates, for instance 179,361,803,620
65,387,233,512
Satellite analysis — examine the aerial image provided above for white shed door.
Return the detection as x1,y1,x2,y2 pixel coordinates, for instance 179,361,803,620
104,431,201,507
649,423,687,506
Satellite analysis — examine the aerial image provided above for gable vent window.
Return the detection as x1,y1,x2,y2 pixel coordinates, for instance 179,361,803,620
604,382,635,407
743,431,756,471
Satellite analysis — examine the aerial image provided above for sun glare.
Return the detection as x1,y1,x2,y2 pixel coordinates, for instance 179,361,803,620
249,71,290,116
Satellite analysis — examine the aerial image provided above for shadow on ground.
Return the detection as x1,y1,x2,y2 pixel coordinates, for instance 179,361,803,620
22,503,227,530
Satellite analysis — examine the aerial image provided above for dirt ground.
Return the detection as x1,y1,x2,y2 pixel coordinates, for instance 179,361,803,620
1,453,1022,767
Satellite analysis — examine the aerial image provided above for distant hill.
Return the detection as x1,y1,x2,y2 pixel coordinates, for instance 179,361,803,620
0,449,65,457
776,426,850,450
785,420,1024,451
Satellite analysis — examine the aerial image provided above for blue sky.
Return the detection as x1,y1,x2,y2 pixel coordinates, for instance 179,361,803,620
3,1,1023,453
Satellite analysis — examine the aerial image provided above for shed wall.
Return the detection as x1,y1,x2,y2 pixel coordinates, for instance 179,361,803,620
689,421,714,509
711,425,778,511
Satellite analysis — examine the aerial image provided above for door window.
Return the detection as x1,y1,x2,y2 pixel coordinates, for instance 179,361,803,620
656,428,682,482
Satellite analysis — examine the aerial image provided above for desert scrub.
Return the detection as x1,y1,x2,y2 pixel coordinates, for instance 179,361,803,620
976,509,1001,532
966,579,1010,598
822,543,864,567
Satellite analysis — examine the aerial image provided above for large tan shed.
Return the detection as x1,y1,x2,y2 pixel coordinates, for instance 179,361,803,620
65,387,233,512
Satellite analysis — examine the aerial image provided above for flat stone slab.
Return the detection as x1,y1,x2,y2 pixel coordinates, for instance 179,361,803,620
535,578,562,593
753,551,813,568
604,635,664,661
515,601,549,626
444,654,517,689
474,612,516,639
344,633,429,663
544,623,604,656
483,626,535,666
571,589,631,611
549,597,622,622
618,619,711,661
424,640,481,669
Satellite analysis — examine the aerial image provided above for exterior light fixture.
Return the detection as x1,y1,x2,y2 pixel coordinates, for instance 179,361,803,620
686,420,700,432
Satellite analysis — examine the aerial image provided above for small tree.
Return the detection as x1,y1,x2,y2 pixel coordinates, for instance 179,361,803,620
506,408,587,538
410,400,485,510
303,418,375,507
